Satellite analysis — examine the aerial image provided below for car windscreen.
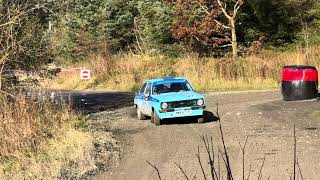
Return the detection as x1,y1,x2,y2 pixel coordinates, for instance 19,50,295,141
153,82,192,95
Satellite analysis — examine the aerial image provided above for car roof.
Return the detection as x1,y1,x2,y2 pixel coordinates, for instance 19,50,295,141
145,77,187,84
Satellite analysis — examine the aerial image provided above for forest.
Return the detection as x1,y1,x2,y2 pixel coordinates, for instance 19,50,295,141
1,0,319,91
1,1,320,179
1,0,320,66
51,0,320,59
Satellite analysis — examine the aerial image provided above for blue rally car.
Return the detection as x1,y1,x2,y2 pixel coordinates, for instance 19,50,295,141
134,77,206,125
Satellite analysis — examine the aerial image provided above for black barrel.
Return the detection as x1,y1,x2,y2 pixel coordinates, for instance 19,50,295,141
281,65,318,101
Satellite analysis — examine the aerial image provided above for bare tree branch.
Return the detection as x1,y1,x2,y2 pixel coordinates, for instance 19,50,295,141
218,44,232,48
297,158,304,180
216,0,232,20
257,155,266,180
233,0,244,18
198,2,230,29
246,164,252,180
146,161,162,180
214,19,230,29
198,2,210,14
200,135,219,180
196,146,208,180
239,136,249,180
0,53,9,90
0,20,18,28
218,153,221,180
217,103,233,180
192,174,197,180
175,162,190,180
218,148,228,171
133,17,145,54
210,137,219,180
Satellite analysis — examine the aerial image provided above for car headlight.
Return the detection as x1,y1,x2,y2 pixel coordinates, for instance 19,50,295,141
197,99,204,106
161,102,168,109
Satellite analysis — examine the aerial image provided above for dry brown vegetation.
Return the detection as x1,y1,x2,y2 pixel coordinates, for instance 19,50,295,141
0,94,97,179
0,95,72,156
48,48,320,92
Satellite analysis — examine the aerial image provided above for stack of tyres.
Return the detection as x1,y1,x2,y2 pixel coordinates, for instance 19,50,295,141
282,65,318,101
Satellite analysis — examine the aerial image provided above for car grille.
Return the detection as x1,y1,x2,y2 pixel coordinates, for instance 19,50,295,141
168,100,196,109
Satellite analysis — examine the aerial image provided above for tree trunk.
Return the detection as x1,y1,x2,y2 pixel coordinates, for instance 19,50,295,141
230,19,238,59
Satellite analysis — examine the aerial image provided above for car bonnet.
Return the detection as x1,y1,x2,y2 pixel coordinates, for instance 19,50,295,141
154,91,204,102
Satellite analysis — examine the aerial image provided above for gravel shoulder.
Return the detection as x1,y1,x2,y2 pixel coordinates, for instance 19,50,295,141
86,91,320,180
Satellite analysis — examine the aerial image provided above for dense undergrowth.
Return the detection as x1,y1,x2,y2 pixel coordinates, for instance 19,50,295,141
0,94,99,179
48,48,320,92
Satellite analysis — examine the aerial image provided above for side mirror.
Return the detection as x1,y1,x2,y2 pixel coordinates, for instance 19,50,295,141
144,93,150,101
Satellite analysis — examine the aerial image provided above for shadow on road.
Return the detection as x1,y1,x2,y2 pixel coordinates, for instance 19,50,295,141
46,90,135,114
204,110,220,122
73,92,135,113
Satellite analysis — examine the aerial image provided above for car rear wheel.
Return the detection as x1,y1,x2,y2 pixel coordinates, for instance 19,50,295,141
137,107,146,120
153,111,161,126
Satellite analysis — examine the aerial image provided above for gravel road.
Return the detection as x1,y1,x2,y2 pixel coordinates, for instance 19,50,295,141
73,90,320,180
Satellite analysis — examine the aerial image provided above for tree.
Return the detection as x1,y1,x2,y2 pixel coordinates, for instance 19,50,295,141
239,0,318,47
0,1,52,90
302,1,320,46
52,0,139,62
172,0,244,58
172,0,230,55
215,0,244,59
136,0,175,53
103,0,139,52
52,0,109,62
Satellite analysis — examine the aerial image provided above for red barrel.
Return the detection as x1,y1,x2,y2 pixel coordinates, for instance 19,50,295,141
281,65,318,101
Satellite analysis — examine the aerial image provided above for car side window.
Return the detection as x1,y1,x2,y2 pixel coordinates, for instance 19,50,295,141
139,83,147,94
186,82,193,91
145,84,151,95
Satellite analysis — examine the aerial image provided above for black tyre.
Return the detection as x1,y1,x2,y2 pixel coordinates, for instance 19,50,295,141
137,107,146,120
153,111,161,126
151,110,154,123
197,116,205,124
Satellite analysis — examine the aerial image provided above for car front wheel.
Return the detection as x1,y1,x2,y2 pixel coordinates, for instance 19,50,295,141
197,116,205,124
137,107,146,120
153,111,161,126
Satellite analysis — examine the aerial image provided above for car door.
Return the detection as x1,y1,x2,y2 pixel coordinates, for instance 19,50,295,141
135,83,147,110
142,83,152,115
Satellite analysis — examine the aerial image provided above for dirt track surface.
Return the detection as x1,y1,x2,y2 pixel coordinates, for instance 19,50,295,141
82,90,320,180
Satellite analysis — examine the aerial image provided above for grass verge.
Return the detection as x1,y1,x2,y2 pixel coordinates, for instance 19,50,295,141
47,48,320,92
0,94,118,179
